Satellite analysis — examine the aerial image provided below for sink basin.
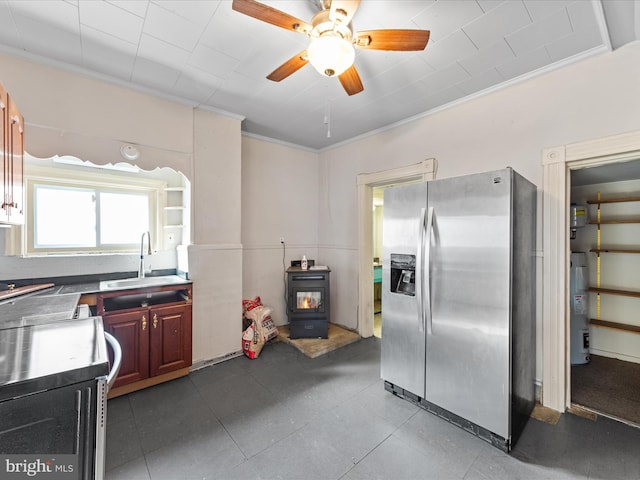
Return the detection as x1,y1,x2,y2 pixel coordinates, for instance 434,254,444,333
99,275,188,291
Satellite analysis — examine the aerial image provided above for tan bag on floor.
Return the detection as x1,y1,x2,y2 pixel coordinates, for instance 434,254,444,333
242,319,265,359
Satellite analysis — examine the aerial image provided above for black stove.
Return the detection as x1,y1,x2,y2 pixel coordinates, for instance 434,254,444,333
286,266,331,338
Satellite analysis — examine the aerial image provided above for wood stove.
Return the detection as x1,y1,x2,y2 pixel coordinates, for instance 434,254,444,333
286,266,330,338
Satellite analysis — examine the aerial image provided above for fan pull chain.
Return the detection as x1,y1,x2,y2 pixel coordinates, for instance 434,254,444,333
324,102,331,138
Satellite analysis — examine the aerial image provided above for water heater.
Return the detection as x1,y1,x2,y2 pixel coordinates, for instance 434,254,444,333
570,252,590,365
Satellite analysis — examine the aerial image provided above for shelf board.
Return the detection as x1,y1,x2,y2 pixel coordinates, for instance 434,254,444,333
164,187,185,192
164,224,184,229
590,248,640,254
588,287,640,298
164,206,185,210
590,319,640,334
589,219,640,224
587,196,640,204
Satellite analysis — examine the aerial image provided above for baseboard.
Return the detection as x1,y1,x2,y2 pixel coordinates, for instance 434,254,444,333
191,351,244,371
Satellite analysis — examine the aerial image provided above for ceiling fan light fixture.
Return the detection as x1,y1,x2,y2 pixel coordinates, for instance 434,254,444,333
308,34,355,77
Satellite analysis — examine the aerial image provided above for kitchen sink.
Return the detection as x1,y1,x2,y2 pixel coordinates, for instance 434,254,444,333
99,275,188,291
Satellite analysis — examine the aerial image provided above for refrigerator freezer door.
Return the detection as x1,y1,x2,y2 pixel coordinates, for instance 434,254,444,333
425,169,512,439
381,181,428,398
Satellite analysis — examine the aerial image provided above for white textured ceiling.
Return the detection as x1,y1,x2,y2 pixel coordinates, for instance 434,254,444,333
0,0,638,151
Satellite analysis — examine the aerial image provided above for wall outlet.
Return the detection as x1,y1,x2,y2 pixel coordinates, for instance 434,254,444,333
280,236,285,244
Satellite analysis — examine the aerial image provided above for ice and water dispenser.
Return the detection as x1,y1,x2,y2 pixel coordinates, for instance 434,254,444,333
390,254,416,296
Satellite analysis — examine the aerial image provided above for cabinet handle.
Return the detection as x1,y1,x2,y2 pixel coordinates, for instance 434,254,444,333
142,315,147,331
153,313,158,329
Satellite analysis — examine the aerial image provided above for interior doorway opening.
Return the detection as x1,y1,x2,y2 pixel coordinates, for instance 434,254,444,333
568,158,640,426
372,186,384,338
541,130,640,413
356,159,437,339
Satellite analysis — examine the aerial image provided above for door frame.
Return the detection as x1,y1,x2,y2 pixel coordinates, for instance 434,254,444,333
356,159,437,338
542,130,640,411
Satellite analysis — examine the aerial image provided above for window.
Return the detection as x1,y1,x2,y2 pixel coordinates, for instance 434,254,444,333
22,166,163,255
34,185,150,249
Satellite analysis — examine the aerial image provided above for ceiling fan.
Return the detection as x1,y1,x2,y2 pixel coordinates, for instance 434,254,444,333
231,0,430,96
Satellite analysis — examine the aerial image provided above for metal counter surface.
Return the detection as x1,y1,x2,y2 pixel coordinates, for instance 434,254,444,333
0,292,81,329
0,316,110,401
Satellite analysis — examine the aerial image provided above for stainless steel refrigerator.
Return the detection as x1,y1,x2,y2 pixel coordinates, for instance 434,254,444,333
381,167,536,452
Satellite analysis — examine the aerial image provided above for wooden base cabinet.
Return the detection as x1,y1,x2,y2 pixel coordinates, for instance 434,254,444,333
98,284,192,397
102,310,150,388
150,303,192,377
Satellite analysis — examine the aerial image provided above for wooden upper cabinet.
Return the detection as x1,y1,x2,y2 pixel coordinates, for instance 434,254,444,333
7,95,24,225
0,83,8,224
0,82,25,225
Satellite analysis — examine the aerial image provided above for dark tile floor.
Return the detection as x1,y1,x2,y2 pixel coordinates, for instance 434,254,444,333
105,338,640,480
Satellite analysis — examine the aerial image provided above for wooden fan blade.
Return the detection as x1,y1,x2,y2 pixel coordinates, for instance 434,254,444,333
329,0,361,26
267,50,309,82
232,0,312,34
354,29,430,51
338,65,364,96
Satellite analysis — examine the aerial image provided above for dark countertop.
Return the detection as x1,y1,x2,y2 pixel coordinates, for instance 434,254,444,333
0,271,192,329
0,271,192,400
0,316,110,401
0,269,190,297
0,271,192,395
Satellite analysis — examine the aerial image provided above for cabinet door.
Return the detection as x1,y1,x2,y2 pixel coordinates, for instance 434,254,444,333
103,310,150,388
0,84,8,224
149,304,192,377
7,95,24,225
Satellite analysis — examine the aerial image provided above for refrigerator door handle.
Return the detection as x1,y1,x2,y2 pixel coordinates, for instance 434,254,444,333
416,207,426,332
425,207,434,335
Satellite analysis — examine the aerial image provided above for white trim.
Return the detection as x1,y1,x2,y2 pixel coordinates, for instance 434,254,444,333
0,36,610,155
592,0,613,52
356,159,437,338
566,130,640,162
187,243,243,251
541,158,568,412
14,165,165,257
541,129,640,412
0,44,245,123
318,46,609,153
241,131,319,154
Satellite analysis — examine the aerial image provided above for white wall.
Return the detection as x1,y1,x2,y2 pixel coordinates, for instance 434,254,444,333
0,52,194,279
571,178,640,363
0,52,244,364
241,137,319,326
317,40,640,385
189,109,243,363
4,38,640,386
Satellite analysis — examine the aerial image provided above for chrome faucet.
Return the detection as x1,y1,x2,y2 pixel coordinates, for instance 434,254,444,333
139,231,152,278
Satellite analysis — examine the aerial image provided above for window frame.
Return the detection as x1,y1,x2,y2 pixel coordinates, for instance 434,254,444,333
22,165,164,256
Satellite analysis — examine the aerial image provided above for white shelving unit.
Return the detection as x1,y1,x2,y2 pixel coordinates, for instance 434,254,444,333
163,186,187,248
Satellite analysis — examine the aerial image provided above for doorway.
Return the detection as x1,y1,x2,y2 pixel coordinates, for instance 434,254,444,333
541,129,640,414
356,159,437,339
372,186,384,338
568,159,640,425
